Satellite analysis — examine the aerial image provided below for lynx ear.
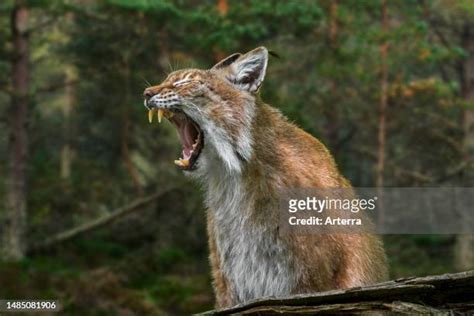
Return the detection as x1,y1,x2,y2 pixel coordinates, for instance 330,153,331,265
214,47,269,93
212,53,242,69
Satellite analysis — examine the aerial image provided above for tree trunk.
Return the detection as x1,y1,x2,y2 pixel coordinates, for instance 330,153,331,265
455,22,474,271
376,0,388,227
121,56,143,196
2,0,29,261
324,0,340,154
213,0,228,62
60,66,76,180
328,0,338,48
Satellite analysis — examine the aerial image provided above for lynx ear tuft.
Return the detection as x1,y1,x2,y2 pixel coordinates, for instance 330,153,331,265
212,47,269,93
212,53,242,69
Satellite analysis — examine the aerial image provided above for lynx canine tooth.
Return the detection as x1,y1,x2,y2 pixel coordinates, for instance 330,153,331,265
158,109,164,123
148,109,154,123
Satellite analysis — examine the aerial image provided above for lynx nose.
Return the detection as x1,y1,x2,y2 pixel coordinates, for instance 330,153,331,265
144,87,156,100
144,87,160,110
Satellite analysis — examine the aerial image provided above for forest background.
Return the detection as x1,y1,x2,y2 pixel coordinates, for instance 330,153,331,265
0,0,473,315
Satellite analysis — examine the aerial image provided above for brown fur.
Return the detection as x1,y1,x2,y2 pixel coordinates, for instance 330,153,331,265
206,101,387,306
144,48,388,308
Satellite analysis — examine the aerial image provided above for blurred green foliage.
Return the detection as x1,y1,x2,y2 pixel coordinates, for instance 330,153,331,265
0,0,472,314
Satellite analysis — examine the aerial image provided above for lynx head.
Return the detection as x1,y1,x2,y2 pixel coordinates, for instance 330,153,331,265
143,47,269,176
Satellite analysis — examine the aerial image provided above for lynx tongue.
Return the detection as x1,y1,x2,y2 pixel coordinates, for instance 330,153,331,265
172,114,200,168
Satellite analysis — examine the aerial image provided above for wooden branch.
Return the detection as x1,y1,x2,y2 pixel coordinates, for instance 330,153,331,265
422,110,463,131
227,301,448,315
394,167,434,183
28,186,176,253
430,20,453,49
0,85,11,95
435,158,474,183
355,147,435,183
198,270,474,315
430,129,464,154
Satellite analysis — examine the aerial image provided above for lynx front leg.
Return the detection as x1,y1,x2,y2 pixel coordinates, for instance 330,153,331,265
211,263,234,308
207,212,235,308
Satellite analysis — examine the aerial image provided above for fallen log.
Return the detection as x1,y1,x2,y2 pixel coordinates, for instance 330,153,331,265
198,270,474,315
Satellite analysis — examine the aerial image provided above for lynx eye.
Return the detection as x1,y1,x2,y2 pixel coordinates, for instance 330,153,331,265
173,79,193,87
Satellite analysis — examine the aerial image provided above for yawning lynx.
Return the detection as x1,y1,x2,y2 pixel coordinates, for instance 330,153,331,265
143,47,388,308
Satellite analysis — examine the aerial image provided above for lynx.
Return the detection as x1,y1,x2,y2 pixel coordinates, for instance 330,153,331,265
143,47,388,308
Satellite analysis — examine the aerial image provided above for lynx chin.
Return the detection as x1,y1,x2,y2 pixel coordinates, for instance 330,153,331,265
143,47,388,308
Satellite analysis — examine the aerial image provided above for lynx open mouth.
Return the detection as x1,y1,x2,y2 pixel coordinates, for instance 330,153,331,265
147,108,203,170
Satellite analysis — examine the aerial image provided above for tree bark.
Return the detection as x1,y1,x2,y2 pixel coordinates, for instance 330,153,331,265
121,56,143,196
324,0,340,154
376,0,388,227
213,0,228,62
328,0,338,48
455,22,474,271
198,270,474,315
60,66,76,180
2,0,29,261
